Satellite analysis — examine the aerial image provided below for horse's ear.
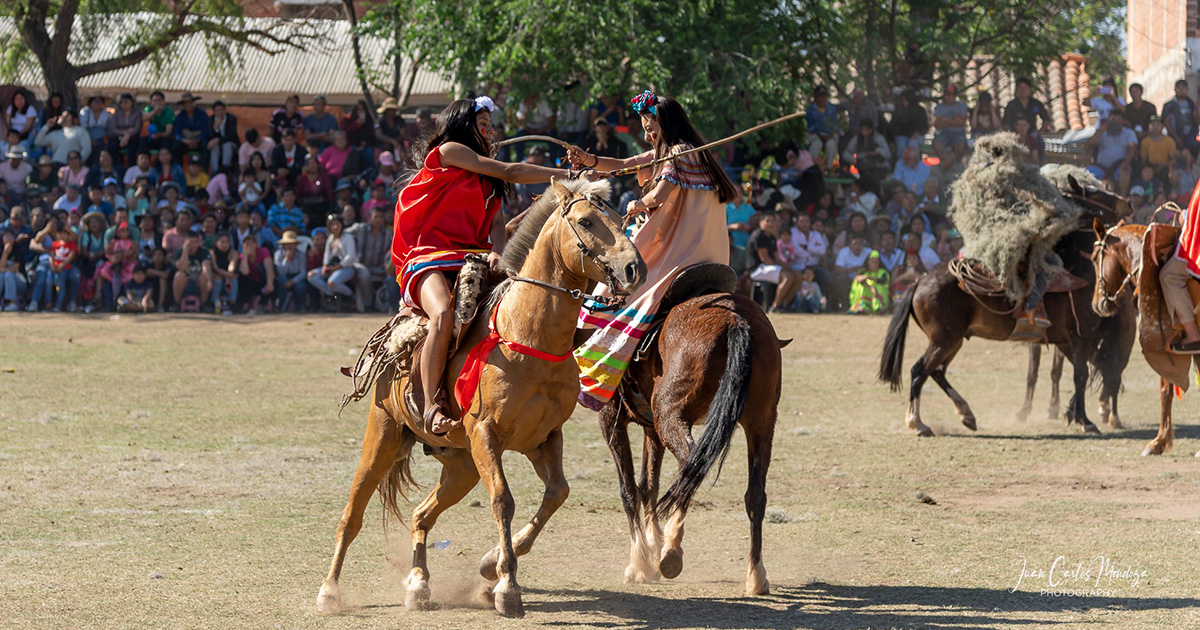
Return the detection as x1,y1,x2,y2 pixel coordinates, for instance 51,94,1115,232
1093,217,1107,242
549,177,574,208
1068,174,1084,196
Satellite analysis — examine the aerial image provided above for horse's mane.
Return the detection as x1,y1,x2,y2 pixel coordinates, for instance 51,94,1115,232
500,178,612,275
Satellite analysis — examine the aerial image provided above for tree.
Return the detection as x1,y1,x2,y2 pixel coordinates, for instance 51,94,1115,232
0,0,318,107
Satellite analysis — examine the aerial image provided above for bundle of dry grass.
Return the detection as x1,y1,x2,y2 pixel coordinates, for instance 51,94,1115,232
1039,163,1103,192
949,133,1082,302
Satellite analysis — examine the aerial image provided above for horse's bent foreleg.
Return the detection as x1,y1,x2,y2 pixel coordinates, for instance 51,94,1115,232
479,429,569,580
317,403,405,614
1048,348,1064,419
406,448,479,609
1144,378,1175,456
931,369,977,431
1016,344,1041,422
654,409,694,580
470,425,523,617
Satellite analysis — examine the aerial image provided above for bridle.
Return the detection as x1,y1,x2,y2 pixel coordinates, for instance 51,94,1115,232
1093,226,1139,309
1066,189,1123,218
508,194,626,312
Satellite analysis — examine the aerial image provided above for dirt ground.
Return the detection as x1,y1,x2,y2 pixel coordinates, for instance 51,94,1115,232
3,312,1199,630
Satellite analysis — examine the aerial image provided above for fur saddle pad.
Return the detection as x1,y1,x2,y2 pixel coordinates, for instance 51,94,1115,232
948,257,1087,299
339,255,491,410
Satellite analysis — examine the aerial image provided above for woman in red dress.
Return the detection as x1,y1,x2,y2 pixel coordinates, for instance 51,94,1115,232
394,96,574,434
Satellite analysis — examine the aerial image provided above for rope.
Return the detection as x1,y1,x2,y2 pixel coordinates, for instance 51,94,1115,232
948,258,1020,315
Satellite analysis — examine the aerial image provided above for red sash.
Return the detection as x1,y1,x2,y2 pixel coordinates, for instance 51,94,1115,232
1175,177,1200,276
453,301,572,419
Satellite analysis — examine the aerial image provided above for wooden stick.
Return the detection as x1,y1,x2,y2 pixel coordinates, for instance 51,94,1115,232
492,135,574,151
607,111,806,177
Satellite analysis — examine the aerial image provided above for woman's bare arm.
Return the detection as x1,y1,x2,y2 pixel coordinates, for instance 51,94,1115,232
439,142,569,184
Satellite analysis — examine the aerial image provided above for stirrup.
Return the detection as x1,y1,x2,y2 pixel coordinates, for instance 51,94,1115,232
421,390,456,435
1008,318,1045,343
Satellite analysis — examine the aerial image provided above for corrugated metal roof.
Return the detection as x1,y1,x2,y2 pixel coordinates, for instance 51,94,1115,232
0,14,453,106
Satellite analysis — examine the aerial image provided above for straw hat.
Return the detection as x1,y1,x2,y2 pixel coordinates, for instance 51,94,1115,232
82,210,106,226
376,97,400,115
278,230,300,245
5,146,26,160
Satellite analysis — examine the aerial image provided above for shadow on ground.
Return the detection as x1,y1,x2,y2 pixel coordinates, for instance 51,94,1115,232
526,582,1197,629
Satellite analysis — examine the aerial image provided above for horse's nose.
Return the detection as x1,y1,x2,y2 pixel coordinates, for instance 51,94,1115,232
624,261,639,285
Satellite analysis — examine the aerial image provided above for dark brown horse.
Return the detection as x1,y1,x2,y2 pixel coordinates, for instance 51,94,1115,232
597,285,784,596
1092,220,1200,457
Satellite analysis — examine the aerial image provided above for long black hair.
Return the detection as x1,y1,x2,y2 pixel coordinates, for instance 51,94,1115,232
419,99,509,199
646,96,738,203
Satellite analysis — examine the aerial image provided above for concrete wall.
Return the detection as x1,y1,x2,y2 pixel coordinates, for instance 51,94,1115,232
1128,0,1190,106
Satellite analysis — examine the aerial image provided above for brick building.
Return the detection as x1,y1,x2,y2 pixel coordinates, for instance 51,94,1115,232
1127,0,1194,106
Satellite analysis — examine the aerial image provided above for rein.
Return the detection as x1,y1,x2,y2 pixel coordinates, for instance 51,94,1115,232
508,196,625,313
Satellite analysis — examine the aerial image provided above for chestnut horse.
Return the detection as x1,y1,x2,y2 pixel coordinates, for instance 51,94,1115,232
316,179,646,617
1091,220,1200,457
598,289,784,596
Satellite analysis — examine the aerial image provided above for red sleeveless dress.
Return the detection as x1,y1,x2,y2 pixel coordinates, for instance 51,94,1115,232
393,146,501,309
1175,179,1200,276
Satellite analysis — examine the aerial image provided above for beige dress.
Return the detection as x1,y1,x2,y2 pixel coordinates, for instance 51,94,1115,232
575,144,729,410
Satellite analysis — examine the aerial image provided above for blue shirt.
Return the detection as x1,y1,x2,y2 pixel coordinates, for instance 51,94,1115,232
892,160,931,193
725,202,755,249
174,107,210,143
303,113,340,148
805,102,839,136
267,202,306,233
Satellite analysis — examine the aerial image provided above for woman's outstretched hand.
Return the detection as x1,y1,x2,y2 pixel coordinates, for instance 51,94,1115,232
566,146,589,167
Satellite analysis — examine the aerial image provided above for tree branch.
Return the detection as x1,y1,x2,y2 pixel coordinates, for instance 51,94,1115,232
50,0,79,62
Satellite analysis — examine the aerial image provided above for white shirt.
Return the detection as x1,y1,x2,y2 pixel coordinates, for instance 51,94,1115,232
53,194,83,213
844,191,879,216
790,227,828,269
917,245,941,271
835,246,873,276
124,165,153,186
878,247,904,272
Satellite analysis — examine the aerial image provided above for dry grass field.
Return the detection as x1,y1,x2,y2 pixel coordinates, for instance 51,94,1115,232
3,312,1199,629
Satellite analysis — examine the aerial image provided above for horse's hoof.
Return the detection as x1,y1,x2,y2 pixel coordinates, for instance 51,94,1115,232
659,548,684,580
1047,409,1059,420
961,415,977,431
479,547,500,581
493,584,524,618
915,426,935,438
1014,410,1029,423
1142,444,1164,456
1194,448,1200,458
746,561,769,596
315,581,341,614
1082,423,1100,435
1108,418,1124,430
404,580,433,610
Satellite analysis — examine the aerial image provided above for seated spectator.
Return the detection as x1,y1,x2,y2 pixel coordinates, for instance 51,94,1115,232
348,206,393,312
308,214,358,310
1125,83,1157,140
1162,79,1200,158
1131,166,1161,200
103,208,139,245
375,98,407,153
848,250,890,314
267,187,307,237
199,214,220,250
79,95,114,160
85,150,123,191
272,129,307,185
794,267,826,313
876,231,903,272
152,148,185,188
123,151,157,188
805,86,840,173
970,91,1002,139
237,168,266,214
137,213,160,260
903,211,934,248
53,183,85,214
157,181,187,213
1088,110,1137,193
932,85,969,161
39,93,68,128
936,227,964,262
273,230,308,312
271,94,304,142
0,129,19,166
841,120,891,192
890,249,927,301
332,179,360,219
303,95,339,149
1170,153,1198,202
29,155,60,194
247,152,275,207
905,232,942,271
891,145,930,193
342,99,377,159
1140,116,1177,181
207,100,239,174
377,152,399,187
845,88,879,140
359,180,392,222
806,189,839,219
319,131,363,181
102,177,127,212
144,248,171,311
249,210,277,252
0,228,27,311
142,91,176,152
833,212,874,252
584,117,627,161
162,206,196,253
210,232,237,313
832,234,873,311
234,234,274,313
1013,116,1044,164
173,93,209,161
238,128,276,171
110,94,142,168
184,156,209,198
117,264,156,313
917,178,946,221
205,167,234,205
747,211,800,312
842,179,879,217
5,92,39,151
789,212,830,289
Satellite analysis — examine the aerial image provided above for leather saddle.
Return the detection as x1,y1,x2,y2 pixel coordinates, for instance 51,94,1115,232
632,263,739,363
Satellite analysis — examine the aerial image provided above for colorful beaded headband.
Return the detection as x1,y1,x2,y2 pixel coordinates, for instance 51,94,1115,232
631,90,658,115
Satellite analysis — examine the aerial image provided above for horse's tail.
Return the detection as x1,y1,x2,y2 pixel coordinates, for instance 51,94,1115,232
657,320,752,519
377,426,420,534
880,284,916,392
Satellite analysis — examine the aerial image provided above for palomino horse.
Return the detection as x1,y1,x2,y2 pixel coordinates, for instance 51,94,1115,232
316,179,646,617
598,285,784,596
879,229,1105,435
1092,219,1200,457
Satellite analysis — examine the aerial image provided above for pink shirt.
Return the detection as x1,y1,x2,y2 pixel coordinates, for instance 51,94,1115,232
238,138,276,171
58,165,89,187
319,146,351,179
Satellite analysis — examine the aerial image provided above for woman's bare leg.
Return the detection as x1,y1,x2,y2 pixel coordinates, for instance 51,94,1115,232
417,272,456,434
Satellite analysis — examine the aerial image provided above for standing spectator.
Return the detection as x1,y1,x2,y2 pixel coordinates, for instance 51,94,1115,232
318,131,362,181
272,230,307,311
0,228,27,311
725,190,755,274
348,205,393,311
1124,83,1157,140
790,211,831,291
1161,79,1200,158
207,101,239,175
238,128,276,171
109,94,142,168
271,129,307,186
35,111,92,164
270,94,304,142
1,147,32,196
842,120,891,193
342,99,376,162
374,98,407,154
891,145,931,193
234,234,274,312
588,95,625,127
209,232,237,313
79,95,114,161
59,150,89,188
302,95,339,149
932,85,969,162
1089,78,1125,129
805,86,840,173
584,118,627,160
1088,110,1137,193
1140,116,1178,181
99,220,136,305
970,91,1003,139
890,90,928,159
142,90,175,152
5,91,39,151
1003,77,1053,132
307,214,357,310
